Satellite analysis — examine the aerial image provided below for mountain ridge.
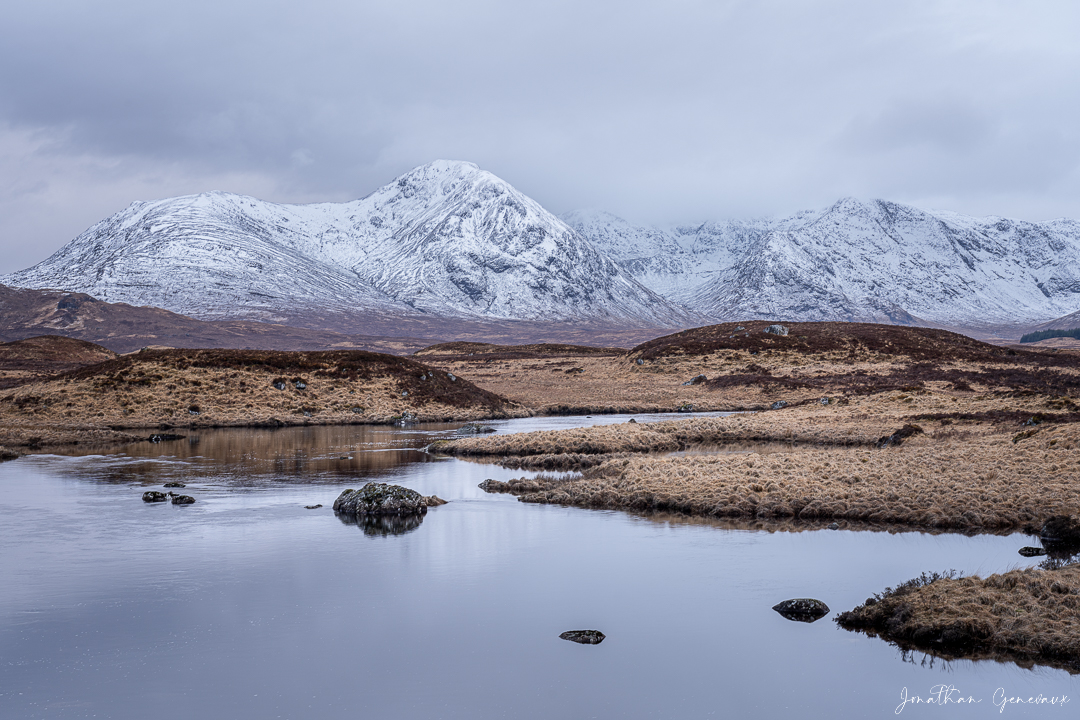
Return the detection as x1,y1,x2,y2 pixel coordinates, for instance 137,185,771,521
5,160,1080,334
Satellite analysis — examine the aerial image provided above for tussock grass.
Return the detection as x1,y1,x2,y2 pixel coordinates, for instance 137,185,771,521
477,423,1080,531
0,348,524,448
837,565,1080,673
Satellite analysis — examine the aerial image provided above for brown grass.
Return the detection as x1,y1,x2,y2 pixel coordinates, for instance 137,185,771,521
836,566,1080,673
465,417,1080,531
0,348,524,448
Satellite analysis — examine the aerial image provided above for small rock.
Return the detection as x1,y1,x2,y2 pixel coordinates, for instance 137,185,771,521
303,411,312,417
1018,546,1046,557
401,390,409,397
142,491,168,503
559,630,605,645
827,522,839,530
876,424,924,448
478,479,511,493
273,380,287,390
447,373,456,382
171,495,196,505
304,504,323,510
423,495,448,506
635,358,644,365
188,409,200,416
163,482,186,488
770,400,788,410
457,423,497,436
295,381,307,390
735,326,745,331
148,433,185,443
764,324,789,336
350,407,364,414
676,402,694,413
772,598,829,622
565,367,584,374
627,418,637,424
819,397,831,406
682,374,707,386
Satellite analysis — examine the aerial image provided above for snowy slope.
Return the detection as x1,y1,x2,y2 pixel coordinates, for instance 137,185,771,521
3,161,692,327
563,199,1080,326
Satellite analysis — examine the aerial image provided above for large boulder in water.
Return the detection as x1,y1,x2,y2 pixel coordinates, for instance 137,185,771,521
333,483,428,516
772,598,830,622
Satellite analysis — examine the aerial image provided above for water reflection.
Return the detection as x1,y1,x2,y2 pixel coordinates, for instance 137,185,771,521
338,512,425,536
54,424,459,486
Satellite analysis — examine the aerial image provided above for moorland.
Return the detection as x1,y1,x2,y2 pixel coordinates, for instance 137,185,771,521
3,320,1080,671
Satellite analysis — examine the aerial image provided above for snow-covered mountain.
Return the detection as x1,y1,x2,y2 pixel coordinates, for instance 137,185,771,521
3,161,693,327
563,199,1080,327
7,160,1080,333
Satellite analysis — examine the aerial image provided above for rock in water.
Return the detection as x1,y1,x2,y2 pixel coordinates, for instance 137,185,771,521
423,495,448,506
171,495,196,505
456,423,497,436
142,491,168,503
559,630,605,645
764,324,789,336
1040,516,1080,545
1018,546,1046,557
772,598,830,622
333,483,428,516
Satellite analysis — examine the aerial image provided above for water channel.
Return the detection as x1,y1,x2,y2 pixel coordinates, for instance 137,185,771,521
1,413,1076,718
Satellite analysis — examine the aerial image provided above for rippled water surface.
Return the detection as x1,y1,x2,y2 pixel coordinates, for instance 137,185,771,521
1,414,1076,718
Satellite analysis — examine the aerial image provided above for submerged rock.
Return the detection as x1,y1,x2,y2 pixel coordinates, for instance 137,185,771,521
171,495,196,505
1018,546,1047,557
304,504,323,510
559,630,605,645
772,598,830,622
163,482,186,488
333,483,428,516
142,491,168,503
457,422,497,436
764,324,789,336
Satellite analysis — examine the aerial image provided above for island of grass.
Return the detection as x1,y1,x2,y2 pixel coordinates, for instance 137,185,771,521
836,565,1080,674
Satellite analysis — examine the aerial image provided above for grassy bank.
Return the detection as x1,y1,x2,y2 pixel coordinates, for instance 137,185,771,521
836,565,1080,673
0,347,524,449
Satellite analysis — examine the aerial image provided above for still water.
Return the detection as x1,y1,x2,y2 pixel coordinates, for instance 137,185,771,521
1,414,1076,719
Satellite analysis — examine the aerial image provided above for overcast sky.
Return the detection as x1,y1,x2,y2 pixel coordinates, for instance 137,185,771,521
2,0,1079,273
